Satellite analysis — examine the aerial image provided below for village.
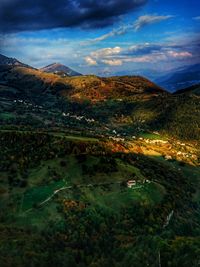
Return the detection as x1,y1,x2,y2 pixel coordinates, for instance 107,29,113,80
9,99,200,168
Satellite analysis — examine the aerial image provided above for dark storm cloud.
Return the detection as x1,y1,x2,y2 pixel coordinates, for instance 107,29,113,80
0,0,147,33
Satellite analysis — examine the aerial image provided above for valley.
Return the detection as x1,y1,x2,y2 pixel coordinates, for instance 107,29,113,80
0,54,200,267
1,0,200,264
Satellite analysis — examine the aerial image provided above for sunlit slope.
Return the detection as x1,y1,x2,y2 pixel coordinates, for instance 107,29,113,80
0,66,167,102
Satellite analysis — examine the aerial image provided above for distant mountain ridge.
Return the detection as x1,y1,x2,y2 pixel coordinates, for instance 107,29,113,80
156,64,200,92
40,63,82,77
110,69,162,81
0,54,33,69
0,54,81,77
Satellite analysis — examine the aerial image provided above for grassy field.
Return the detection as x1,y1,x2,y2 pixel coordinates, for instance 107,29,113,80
80,181,165,212
139,132,168,140
0,149,167,230
21,180,66,211
0,112,15,120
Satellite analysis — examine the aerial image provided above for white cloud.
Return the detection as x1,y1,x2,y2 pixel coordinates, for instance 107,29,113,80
123,50,192,63
124,54,167,63
85,46,122,66
82,14,173,45
102,59,122,66
82,25,132,45
133,15,173,31
84,42,193,67
84,56,98,66
167,51,192,58
124,55,153,63
91,46,121,59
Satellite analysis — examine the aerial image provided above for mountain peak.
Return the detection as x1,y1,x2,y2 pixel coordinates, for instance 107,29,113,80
45,62,63,67
40,62,82,77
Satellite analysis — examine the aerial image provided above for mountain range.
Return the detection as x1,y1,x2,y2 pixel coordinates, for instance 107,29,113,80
100,64,200,93
0,53,199,142
0,54,81,77
1,54,200,93
155,64,200,92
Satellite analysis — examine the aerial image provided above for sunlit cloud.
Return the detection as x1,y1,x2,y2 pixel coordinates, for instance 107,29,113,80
85,56,98,66
84,41,194,67
102,59,122,66
167,51,192,58
91,47,121,59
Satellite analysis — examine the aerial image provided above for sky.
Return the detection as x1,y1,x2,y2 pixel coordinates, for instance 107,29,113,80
0,0,200,76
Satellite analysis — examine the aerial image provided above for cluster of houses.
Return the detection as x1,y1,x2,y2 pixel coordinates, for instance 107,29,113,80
107,130,127,142
127,179,151,188
177,151,197,160
144,139,168,145
177,151,188,157
109,136,125,142
13,99,43,109
164,152,191,161
162,142,197,162
134,136,169,145
176,141,186,146
62,112,95,123
174,141,198,161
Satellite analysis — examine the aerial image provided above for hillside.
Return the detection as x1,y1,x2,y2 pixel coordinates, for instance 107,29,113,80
62,75,167,102
0,130,199,267
40,62,82,77
0,65,167,102
0,54,33,69
174,83,200,96
144,94,200,140
0,65,200,141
